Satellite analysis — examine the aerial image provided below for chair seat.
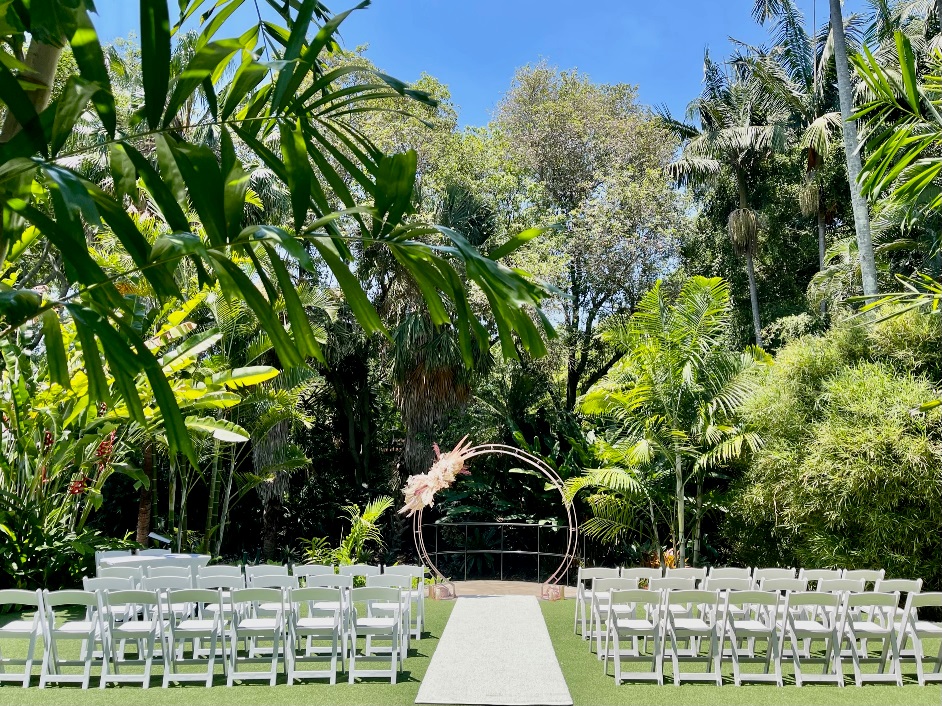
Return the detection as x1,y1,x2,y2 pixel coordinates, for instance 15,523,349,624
177,618,219,632
790,620,831,634
914,621,942,636
672,618,712,632
849,620,890,634
312,601,343,612
239,618,280,631
258,602,282,612
615,618,657,631
355,618,397,630
730,619,769,632
0,620,37,634
297,617,336,630
55,620,97,635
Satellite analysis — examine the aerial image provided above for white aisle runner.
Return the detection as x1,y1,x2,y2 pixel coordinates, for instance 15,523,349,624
415,595,573,706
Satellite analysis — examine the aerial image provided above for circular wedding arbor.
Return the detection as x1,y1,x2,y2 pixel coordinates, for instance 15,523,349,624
411,443,579,599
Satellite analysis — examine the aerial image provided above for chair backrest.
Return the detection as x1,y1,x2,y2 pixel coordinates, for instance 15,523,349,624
910,592,942,611
817,578,865,594
198,565,243,579
620,567,662,582
138,548,171,556
784,590,841,609
231,587,284,609
350,586,400,605
592,577,639,593
843,568,885,583
95,549,132,566
759,578,808,593
665,589,719,616
875,578,922,595
0,588,42,609
724,589,779,610
799,568,843,585
708,567,752,580
97,566,144,584
665,567,707,581
846,591,898,611
165,588,223,624
44,589,98,609
577,567,620,586
305,574,353,590
244,564,289,581
249,574,298,589
288,587,343,608
753,567,796,582
703,577,753,592
650,576,697,591
100,589,160,612
610,588,662,611
293,564,335,581
384,565,427,578
197,574,245,590
83,576,134,592
338,564,380,578
145,565,191,579
366,574,412,589
142,575,192,592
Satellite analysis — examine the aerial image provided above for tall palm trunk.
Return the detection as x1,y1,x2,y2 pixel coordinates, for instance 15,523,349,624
735,172,763,346
135,442,154,545
692,476,703,567
829,0,879,297
648,496,665,569
817,208,827,270
674,452,685,568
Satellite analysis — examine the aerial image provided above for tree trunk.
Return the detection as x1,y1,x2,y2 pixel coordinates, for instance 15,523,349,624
829,0,879,297
135,442,154,545
648,496,664,570
262,496,281,560
817,208,827,271
0,41,62,142
692,476,703,567
745,253,763,347
215,449,236,557
675,454,685,568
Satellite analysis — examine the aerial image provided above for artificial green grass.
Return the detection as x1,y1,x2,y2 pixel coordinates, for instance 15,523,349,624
540,598,941,705
0,600,453,705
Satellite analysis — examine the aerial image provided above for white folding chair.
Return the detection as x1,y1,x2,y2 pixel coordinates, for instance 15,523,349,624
753,567,796,585
366,575,413,666
162,588,226,687
198,565,244,580
649,577,698,630
145,565,192,581
664,588,722,685
799,568,843,590
82,576,136,640
721,589,782,686
606,588,664,685
665,567,707,585
876,578,923,657
294,564,335,585
306,574,354,658
708,567,752,580
759,577,807,593
197,574,245,618
840,591,902,686
0,589,44,687
286,587,343,684
227,588,285,686
39,589,105,689
589,577,637,658
339,564,380,581
897,591,942,686
384,565,428,638
244,565,289,583
843,569,885,588
95,550,132,569
348,587,401,684
781,591,844,686
704,577,753,592
98,589,165,688
97,566,144,586
620,567,661,586
574,567,620,638
142,576,194,620
249,574,298,623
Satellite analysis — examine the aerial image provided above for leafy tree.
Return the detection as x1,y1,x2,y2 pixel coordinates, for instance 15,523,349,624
571,276,766,567
497,63,687,409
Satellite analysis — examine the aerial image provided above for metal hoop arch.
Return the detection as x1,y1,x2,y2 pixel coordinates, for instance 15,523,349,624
412,444,579,597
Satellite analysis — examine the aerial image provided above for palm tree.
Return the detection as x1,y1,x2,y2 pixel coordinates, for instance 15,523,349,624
571,277,766,567
661,57,790,346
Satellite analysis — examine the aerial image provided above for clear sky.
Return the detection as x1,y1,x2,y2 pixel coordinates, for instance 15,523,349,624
95,0,868,126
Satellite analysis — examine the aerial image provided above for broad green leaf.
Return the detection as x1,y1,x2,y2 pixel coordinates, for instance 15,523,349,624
163,38,242,128
0,61,46,156
120,142,189,231
185,416,250,443
308,237,386,336
220,50,268,119
141,0,172,129
69,5,116,135
0,289,42,329
264,245,324,362
50,77,98,156
487,227,549,260
211,366,279,388
168,141,227,246
68,307,111,406
280,119,311,232
108,144,137,204
373,151,417,236
40,309,70,389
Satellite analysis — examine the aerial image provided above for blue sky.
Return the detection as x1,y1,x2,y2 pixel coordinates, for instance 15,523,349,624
96,0,868,126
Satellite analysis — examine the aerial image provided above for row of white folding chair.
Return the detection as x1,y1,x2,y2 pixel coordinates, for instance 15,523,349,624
0,585,406,688
602,587,942,687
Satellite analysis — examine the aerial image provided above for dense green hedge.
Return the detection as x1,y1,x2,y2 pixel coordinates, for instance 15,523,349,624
727,312,942,587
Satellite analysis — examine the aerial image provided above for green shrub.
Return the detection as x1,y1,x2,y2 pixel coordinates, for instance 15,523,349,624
728,313,942,587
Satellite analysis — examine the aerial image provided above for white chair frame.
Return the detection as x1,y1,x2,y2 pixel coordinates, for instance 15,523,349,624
0,589,44,687
285,587,343,684
605,588,664,685
39,589,105,689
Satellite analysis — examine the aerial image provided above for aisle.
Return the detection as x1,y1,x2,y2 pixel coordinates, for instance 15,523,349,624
415,595,572,706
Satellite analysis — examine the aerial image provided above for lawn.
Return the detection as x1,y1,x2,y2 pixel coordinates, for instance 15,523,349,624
540,599,942,706
2,597,940,705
